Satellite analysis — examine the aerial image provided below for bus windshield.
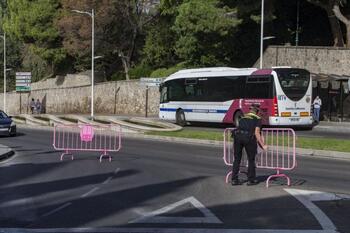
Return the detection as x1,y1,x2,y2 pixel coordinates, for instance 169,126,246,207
275,69,310,101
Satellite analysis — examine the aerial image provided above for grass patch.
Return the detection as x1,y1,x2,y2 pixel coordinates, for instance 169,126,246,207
147,129,350,153
296,137,350,152
34,116,49,122
60,117,77,123
125,120,164,129
14,116,26,121
94,119,110,124
147,130,224,141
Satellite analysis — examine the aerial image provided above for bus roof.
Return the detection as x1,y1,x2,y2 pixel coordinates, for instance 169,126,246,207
165,67,258,82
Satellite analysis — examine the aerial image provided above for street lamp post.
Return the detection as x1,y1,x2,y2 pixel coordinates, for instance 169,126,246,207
72,9,95,119
259,0,264,69
0,33,6,112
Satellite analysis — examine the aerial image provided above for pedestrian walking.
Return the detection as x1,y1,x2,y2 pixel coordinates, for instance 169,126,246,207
312,96,322,123
231,104,267,186
35,99,42,114
30,98,35,114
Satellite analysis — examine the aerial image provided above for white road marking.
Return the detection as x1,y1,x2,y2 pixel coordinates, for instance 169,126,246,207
103,176,113,185
114,167,120,174
0,197,30,208
0,228,338,233
285,189,338,232
81,168,119,197
129,196,222,224
81,187,100,198
287,189,350,201
41,202,71,218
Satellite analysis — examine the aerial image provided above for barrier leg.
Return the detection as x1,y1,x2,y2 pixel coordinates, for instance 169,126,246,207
60,150,73,161
99,151,111,163
225,171,232,184
266,170,291,188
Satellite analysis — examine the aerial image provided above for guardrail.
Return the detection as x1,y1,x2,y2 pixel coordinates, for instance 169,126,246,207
223,128,296,187
53,124,122,162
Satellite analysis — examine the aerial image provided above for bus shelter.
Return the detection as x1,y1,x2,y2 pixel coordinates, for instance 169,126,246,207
312,73,350,122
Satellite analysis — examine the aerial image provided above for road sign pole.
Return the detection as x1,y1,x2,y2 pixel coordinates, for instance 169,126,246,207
145,87,149,118
19,92,22,114
1,33,6,112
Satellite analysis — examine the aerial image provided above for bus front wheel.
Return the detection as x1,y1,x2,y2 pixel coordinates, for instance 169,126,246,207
234,111,243,127
176,110,187,126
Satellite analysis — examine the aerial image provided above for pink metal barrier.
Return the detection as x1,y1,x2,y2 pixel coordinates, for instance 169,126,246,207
53,124,122,162
223,128,296,187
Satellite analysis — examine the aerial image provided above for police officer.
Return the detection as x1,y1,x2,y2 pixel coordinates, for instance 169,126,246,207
231,104,267,186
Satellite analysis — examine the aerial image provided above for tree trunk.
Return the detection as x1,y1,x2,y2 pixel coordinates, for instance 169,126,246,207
326,8,345,47
309,0,345,47
118,51,130,80
347,25,350,48
333,2,350,48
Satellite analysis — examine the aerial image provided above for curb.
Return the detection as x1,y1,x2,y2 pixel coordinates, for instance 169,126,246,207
0,144,14,161
14,114,182,133
17,124,350,161
314,125,350,134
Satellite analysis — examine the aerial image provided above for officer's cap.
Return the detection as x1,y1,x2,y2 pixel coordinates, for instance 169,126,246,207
249,103,261,113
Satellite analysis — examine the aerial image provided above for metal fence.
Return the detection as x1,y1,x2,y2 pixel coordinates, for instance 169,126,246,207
223,128,296,187
53,124,122,162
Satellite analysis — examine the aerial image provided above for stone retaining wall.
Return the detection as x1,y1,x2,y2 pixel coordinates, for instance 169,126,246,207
256,46,350,76
0,78,160,116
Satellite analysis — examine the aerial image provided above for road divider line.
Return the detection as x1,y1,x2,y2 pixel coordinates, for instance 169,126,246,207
81,187,100,198
41,202,71,218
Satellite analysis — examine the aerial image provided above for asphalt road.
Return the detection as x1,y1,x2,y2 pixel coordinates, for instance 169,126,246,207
0,127,349,233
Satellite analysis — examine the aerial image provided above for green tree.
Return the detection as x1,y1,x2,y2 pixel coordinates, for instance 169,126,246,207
173,0,240,66
143,0,241,69
57,0,158,80
142,16,177,68
0,1,23,91
307,0,346,47
3,0,66,79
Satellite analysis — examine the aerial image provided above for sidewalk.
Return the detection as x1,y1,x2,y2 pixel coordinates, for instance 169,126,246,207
314,121,350,133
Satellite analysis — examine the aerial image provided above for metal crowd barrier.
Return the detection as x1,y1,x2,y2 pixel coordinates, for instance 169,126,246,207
223,128,296,187
53,124,122,162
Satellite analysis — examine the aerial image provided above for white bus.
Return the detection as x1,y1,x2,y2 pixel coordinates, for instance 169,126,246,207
159,67,313,127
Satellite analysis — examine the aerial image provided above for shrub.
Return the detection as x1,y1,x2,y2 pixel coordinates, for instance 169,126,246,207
129,64,153,79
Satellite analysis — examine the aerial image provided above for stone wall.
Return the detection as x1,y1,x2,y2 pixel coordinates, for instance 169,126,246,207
0,78,160,116
256,46,350,76
31,71,105,90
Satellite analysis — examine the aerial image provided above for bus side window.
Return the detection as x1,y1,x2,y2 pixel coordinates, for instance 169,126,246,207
160,86,168,103
167,79,185,101
185,85,195,100
246,75,273,99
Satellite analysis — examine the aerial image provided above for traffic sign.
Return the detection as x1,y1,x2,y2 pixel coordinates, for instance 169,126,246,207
16,72,31,92
140,77,163,87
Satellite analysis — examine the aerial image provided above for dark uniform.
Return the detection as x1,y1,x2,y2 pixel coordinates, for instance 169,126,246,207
232,112,262,185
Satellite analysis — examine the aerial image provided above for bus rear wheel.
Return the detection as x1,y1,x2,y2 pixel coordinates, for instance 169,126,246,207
234,111,243,127
176,110,187,127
